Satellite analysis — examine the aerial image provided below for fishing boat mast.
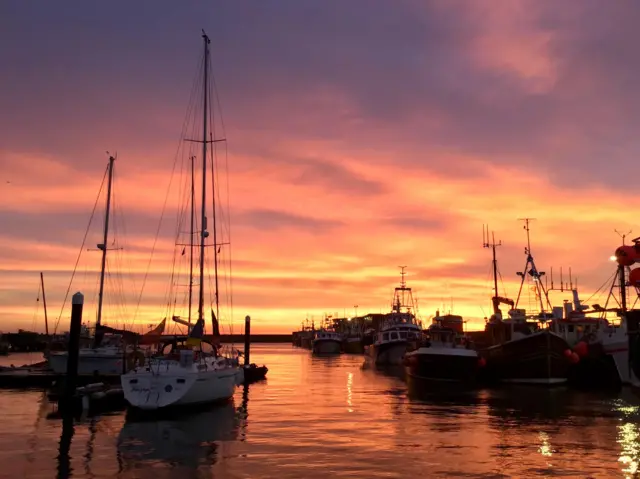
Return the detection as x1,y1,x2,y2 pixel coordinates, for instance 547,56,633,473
514,218,551,315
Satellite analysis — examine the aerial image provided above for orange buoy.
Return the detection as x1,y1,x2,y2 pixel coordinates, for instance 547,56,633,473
616,245,638,266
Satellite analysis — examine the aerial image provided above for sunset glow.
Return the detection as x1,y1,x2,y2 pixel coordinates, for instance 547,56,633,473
1,1,637,334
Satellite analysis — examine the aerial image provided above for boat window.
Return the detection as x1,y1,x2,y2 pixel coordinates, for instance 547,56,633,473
383,333,389,341
399,332,407,339
568,325,574,333
390,332,398,340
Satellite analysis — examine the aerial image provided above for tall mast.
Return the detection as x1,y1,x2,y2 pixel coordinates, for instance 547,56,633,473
96,155,114,335
40,272,49,336
188,155,195,326
198,32,210,323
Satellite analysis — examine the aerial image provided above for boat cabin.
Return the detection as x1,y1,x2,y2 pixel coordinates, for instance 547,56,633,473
313,330,342,342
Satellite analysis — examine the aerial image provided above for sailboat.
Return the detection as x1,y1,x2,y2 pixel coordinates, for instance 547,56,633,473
47,156,130,376
121,31,240,410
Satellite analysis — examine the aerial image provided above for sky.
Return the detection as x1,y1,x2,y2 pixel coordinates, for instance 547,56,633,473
1,0,640,334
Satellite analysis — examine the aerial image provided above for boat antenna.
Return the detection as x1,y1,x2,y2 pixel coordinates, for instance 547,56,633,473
482,224,502,314
616,229,632,246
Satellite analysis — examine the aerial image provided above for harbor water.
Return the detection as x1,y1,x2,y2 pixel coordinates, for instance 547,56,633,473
1,344,640,478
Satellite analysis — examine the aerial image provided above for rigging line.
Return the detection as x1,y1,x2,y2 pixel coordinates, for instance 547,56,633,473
583,270,617,304
53,164,108,334
133,52,204,322
31,280,41,331
211,52,235,338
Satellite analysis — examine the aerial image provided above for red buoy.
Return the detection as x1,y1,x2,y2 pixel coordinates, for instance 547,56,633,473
564,349,573,358
615,245,637,266
573,341,588,357
478,357,486,367
569,352,580,364
630,268,640,287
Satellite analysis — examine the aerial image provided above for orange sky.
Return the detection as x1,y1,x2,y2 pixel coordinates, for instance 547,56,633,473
1,1,638,334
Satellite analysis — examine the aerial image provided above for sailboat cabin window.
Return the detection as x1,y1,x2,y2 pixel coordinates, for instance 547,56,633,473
383,333,389,341
568,325,574,333
390,332,398,340
399,332,407,339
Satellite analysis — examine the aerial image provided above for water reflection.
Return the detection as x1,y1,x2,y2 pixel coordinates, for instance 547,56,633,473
57,414,74,479
117,401,240,471
6,345,640,478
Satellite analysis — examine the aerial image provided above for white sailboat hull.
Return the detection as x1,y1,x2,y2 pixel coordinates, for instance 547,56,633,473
48,349,124,376
121,365,238,410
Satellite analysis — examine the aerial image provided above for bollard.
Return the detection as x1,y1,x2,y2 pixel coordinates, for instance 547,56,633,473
243,315,251,366
64,292,84,401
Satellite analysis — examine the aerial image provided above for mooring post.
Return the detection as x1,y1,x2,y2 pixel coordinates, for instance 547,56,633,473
244,315,251,366
64,292,84,401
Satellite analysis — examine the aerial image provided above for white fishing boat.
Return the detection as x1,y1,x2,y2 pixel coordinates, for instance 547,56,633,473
122,31,240,410
365,267,422,366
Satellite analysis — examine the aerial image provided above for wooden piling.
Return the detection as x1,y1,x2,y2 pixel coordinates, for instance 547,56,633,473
244,315,251,366
64,292,84,401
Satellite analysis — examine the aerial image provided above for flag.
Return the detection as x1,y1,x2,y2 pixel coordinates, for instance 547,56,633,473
181,247,186,256
186,318,205,347
139,318,166,345
211,309,221,346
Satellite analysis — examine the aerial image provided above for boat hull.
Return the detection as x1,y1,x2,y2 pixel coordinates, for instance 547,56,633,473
342,338,364,354
404,347,479,383
567,340,627,388
312,339,341,355
480,330,570,385
121,367,238,410
366,341,411,366
48,350,123,376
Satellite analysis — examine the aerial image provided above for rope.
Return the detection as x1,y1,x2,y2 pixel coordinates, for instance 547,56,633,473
53,164,108,334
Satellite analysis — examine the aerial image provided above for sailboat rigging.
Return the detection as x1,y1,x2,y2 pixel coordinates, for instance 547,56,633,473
121,31,241,410
47,155,135,376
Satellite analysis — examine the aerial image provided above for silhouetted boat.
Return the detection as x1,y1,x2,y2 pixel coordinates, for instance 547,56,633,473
478,224,571,385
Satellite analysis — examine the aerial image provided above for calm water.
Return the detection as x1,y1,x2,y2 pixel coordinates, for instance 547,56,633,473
1,345,640,478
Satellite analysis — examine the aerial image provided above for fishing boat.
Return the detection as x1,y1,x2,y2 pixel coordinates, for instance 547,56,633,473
404,311,481,384
365,267,422,366
312,329,342,354
478,223,571,385
121,31,240,410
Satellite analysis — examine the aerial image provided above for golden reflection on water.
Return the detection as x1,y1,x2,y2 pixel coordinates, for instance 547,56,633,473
618,422,640,477
347,372,353,413
537,431,553,457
